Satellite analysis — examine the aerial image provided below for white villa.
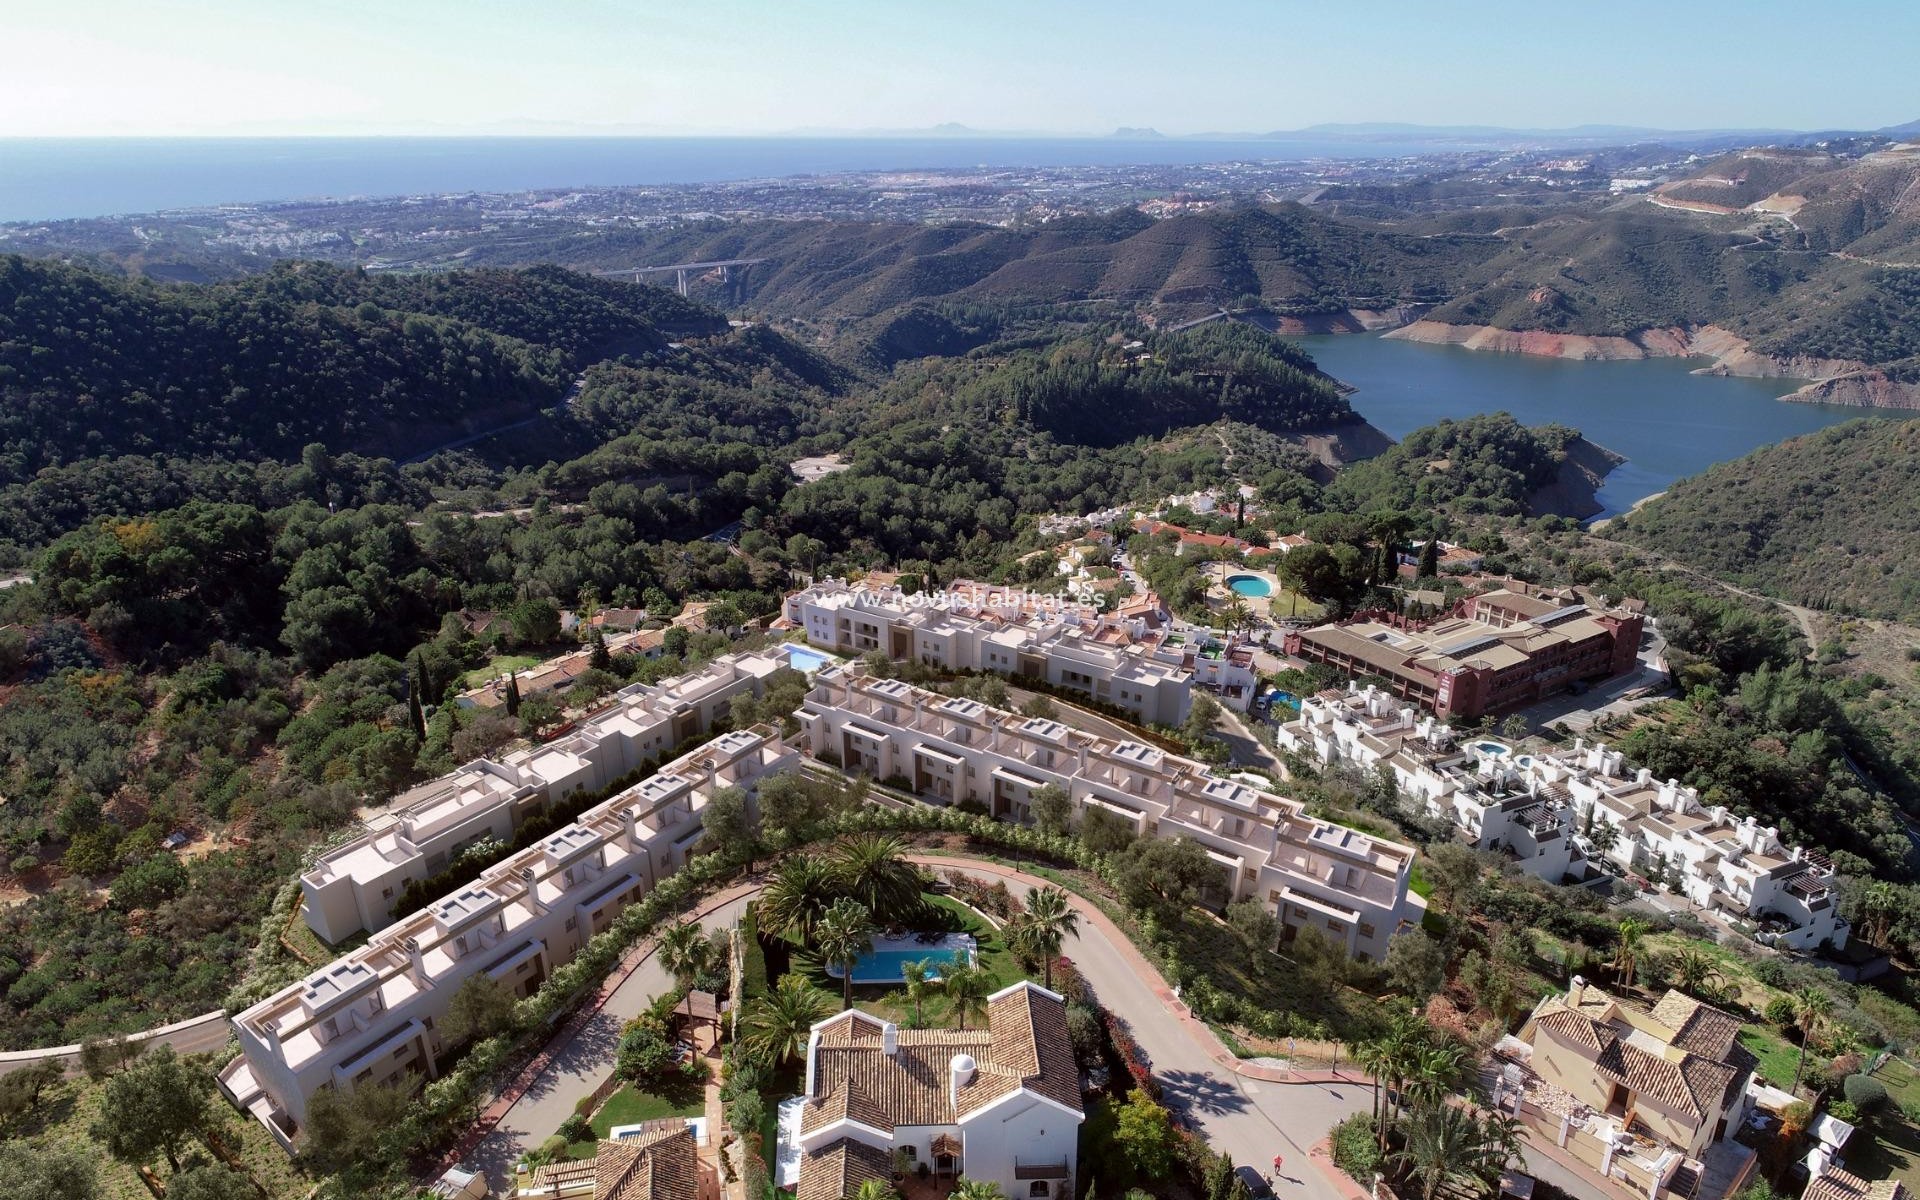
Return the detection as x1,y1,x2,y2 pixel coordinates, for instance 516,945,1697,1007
784,983,1083,1200
300,649,792,943
801,663,1422,962
1279,685,1849,950
219,725,798,1150
781,579,1262,723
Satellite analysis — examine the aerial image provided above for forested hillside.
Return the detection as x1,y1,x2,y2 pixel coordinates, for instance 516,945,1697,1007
1615,418,1920,620
0,257,719,483
1324,413,1610,517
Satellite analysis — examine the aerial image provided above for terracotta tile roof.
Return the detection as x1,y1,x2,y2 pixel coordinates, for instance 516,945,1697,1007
528,1157,599,1193
1533,994,1745,1121
802,984,1083,1139
583,1124,700,1200
1804,1168,1907,1200
796,1136,894,1200
1651,990,1743,1062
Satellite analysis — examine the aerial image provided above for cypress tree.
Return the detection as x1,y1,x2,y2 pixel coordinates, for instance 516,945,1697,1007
412,652,432,707
505,674,521,717
1418,538,1440,578
589,627,612,671
408,690,427,744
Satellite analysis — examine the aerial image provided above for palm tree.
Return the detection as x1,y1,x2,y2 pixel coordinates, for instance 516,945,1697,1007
1789,986,1835,1095
943,962,993,1031
1857,881,1900,948
902,958,936,1028
1406,1041,1469,1109
815,898,876,1010
952,1180,1005,1200
741,975,835,1068
1355,1037,1391,1133
1021,885,1080,991
829,834,923,922
1668,946,1724,1000
1612,918,1647,991
760,857,839,945
1588,819,1619,857
852,1181,900,1200
1391,1103,1511,1200
657,920,714,990
1373,1013,1427,1150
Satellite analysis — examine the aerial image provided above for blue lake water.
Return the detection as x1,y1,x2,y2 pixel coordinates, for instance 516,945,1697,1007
0,136,1432,223
1293,333,1910,519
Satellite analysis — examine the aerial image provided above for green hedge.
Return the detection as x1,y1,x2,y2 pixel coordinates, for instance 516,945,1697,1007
740,903,770,1004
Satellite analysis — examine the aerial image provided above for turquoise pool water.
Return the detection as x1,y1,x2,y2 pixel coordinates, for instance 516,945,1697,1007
1227,574,1272,598
852,947,969,982
784,645,832,673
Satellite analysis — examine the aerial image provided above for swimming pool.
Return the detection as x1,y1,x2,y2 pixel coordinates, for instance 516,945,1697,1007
1472,740,1511,757
826,934,976,984
1227,574,1272,598
784,645,833,674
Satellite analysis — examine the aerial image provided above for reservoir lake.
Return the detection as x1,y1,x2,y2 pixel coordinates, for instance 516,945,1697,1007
1293,332,1910,520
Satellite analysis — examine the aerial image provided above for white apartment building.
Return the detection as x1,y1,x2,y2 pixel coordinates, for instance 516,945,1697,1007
800,664,1421,962
300,650,791,943
783,984,1083,1200
782,580,1261,724
1279,685,1848,951
219,726,798,1150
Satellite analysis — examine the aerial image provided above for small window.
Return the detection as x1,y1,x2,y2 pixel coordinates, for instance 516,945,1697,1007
381,886,394,900
517,961,530,974
1359,923,1375,939
423,1016,434,1029
393,1045,408,1059
900,1146,916,1161
564,917,577,931
1268,889,1282,904
1031,1184,1050,1198
1327,918,1342,932
354,1069,373,1084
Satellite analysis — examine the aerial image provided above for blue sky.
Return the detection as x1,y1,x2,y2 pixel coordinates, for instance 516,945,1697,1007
5,0,1916,137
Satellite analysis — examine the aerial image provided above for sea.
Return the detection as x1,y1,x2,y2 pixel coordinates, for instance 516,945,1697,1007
1294,332,1910,520
0,135,1418,224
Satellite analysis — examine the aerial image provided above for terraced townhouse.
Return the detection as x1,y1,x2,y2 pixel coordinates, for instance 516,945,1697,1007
799,662,1422,962
1279,684,1848,951
781,579,1262,724
220,653,802,1150
299,649,791,943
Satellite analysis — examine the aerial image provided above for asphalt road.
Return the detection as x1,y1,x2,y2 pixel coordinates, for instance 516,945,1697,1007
927,861,1366,1200
465,893,754,1190
462,860,1367,1198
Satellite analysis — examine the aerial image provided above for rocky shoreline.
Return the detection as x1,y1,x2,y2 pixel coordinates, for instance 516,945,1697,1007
1377,319,1920,410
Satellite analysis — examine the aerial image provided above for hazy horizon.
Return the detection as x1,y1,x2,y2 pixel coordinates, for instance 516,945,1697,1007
5,0,1918,139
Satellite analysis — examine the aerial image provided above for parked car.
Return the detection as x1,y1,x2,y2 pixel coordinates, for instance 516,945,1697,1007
1235,1165,1277,1198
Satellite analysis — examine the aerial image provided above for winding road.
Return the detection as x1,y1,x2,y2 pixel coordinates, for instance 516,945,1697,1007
459,856,1372,1198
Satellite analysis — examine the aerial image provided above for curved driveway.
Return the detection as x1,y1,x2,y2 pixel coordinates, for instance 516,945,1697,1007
463,858,1367,1198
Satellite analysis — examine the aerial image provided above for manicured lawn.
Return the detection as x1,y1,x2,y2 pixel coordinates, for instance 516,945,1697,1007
1846,1113,1920,1192
794,892,1024,1030
1738,1025,1801,1090
463,653,543,688
563,1080,705,1158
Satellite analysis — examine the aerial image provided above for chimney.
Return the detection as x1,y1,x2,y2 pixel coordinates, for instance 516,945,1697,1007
622,807,640,850
882,1022,898,1056
519,866,545,912
1636,767,1652,786
1569,974,1586,998
404,936,428,981
949,1053,977,1108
